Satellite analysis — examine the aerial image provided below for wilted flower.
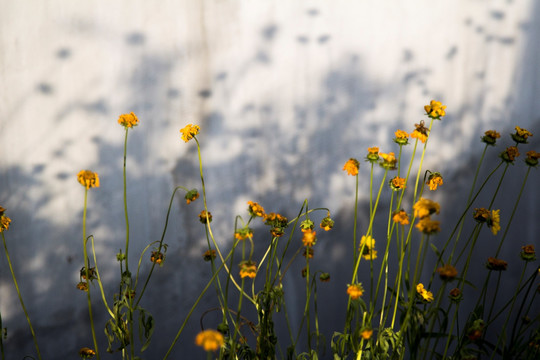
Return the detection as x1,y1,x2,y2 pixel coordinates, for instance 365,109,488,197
247,201,265,217
467,319,485,341
239,260,257,279
413,198,440,219
347,283,364,300
343,158,360,176
180,124,200,143
525,150,540,167
77,170,100,189
394,129,409,145
366,147,380,162
511,126,533,144
500,146,520,163
437,264,458,281
520,245,536,262
392,210,409,225
482,130,501,146
185,189,199,204
486,257,508,271
379,152,397,170
198,210,212,224
79,347,96,358
77,282,89,292
390,176,406,191
424,100,446,119
320,216,334,231
80,266,97,281
195,329,224,352
426,172,443,190
117,112,139,128
411,120,429,143
303,247,314,259
416,283,434,302
150,251,164,265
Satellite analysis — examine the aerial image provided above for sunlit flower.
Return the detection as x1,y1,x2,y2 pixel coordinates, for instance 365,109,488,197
426,172,443,191
437,264,458,281
247,201,265,217
411,120,429,143
482,130,501,146
500,146,520,163
392,210,409,225
195,329,224,352
525,150,540,167
150,251,164,265
390,176,406,191
203,249,216,262
416,283,434,302
473,208,490,223
424,100,446,119
343,158,360,176
361,328,373,340
117,112,139,128
487,209,500,235
302,229,317,247
416,217,441,235
79,347,96,359
486,257,507,271
180,124,200,143
394,129,409,145
520,244,536,262
366,147,380,162
198,210,212,224
185,189,199,204
235,227,253,240
320,216,334,231
347,283,364,300
512,126,533,144
413,198,440,219
379,152,397,170
76,282,89,292
239,261,257,279
77,170,100,189
319,272,331,282
449,288,463,302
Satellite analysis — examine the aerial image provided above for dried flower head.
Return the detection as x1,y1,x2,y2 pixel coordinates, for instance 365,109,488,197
394,129,409,145
347,283,364,300
426,172,443,191
80,266,97,281
117,112,139,128
473,208,490,223
486,257,508,271
416,217,441,235
76,282,89,292
320,216,334,231
392,210,409,225
195,329,224,352
512,126,533,144
413,198,440,219
198,210,212,224
525,150,540,167
520,244,536,262
79,347,96,359
449,288,463,302
185,189,199,204
482,130,501,146
390,176,406,191
500,146,520,163
319,272,331,282
437,264,458,281
424,100,446,119
77,170,100,189
343,158,360,176
247,201,265,217
180,124,200,143
411,120,429,143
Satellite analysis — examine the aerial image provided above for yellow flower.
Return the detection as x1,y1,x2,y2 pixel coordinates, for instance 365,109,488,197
0,207,11,232
392,210,409,225
77,170,100,189
426,172,443,191
198,210,212,224
79,347,96,358
415,217,441,235
195,329,225,352
302,229,317,247
347,283,364,300
185,189,199,204
416,283,434,302
361,328,373,340
390,176,406,190
362,248,378,260
413,198,440,219
512,126,533,144
500,146,520,163
411,120,429,143
437,264,458,281
343,158,360,176
482,130,501,146
394,129,409,145
379,152,397,170
247,201,265,217
239,261,257,279
360,235,377,260
525,150,540,167
117,112,139,128
360,235,375,249
488,209,500,235
424,100,446,119
180,124,200,143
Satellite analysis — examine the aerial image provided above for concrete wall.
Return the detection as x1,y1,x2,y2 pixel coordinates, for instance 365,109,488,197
1,1,539,358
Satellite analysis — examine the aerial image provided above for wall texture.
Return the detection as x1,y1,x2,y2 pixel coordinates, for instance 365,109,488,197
1,1,539,359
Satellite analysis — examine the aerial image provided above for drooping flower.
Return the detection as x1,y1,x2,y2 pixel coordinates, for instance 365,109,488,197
394,129,409,145
511,126,533,144
482,130,501,146
239,260,257,279
366,147,380,162
235,227,253,240
150,251,164,265
76,282,89,292
302,229,317,247
390,176,406,191
347,283,364,300
487,209,500,235
486,257,508,271
195,329,225,352
264,212,288,237
415,217,441,235
79,347,96,359
343,158,360,176
77,170,100,189
203,249,216,262
379,152,397,170
80,266,97,281
520,244,536,262
437,264,458,281
426,172,443,191
411,120,429,143
180,124,200,143
392,210,409,225
185,189,199,204
198,210,212,224
117,112,139,128
320,216,334,231
525,150,540,167
424,100,446,119
500,146,520,163
413,198,440,219
416,283,434,302
247,201,265,217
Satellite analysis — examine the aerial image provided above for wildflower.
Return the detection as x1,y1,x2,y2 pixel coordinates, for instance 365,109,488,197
303,247,314,259
437,264,458,281
239,261,257,279
195,329,224,352
300,219,314,231
426,172,443,191
449,288,463,302
390,176,406,191
473,208,490,223
198,210,212,224
235,227,253,240
150,251,164,265
500,146,520,163
416,283,434,302
203,249,216,261
184,189,199,204
424,100,446,119
302,229,317,247
487,209,500,235
319,272,331,282
361,328,373,340
413,198,440,219
270,227,284,237
482,130,501,146
411,120,429,143
392,210,409,225
77,170,100,189
467,319,485,341
379,152,397,170
0,207,11,232
347,283,364,300
394,129,409,145
320,216,334,231
76,282,89,292
343,158,360,176
511,126,533,144
361,248,378,260
180,124,200,143
366,147,380,162
264,213,288,228
525,150,540,167
79,347,96,358
359,235,377,260
247,201,265,217
117,112,139,128
486,257,508,271
80,267,97,281
520,244,536,262
416,217,441,235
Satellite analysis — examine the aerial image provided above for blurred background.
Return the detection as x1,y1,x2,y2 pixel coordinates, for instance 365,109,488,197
1,1,539,358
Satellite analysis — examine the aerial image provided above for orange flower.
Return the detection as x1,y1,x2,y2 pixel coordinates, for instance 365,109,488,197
347,283,364,300
512,126,533,144
343,158,360,176
247,201,265,217
390,176,406,190
302,230,317,247
366,147,380,162
77,170,100,189
411,120,429,143
392,210,409,225
426,172,443,190
482,130,501,146
195,329,224,352
500,146,520,163
437,264,458,281
117,112,139,128
239,261,257,279
525,150,540,167
379,152,397,170
413,198,440,219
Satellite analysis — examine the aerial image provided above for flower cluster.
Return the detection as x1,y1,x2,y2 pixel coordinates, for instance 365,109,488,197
379,152,397,170
390,176,406,191
481,130,501,146
394,129,409,145
264,212,288,237
500,146,520,163
117,112,139,128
